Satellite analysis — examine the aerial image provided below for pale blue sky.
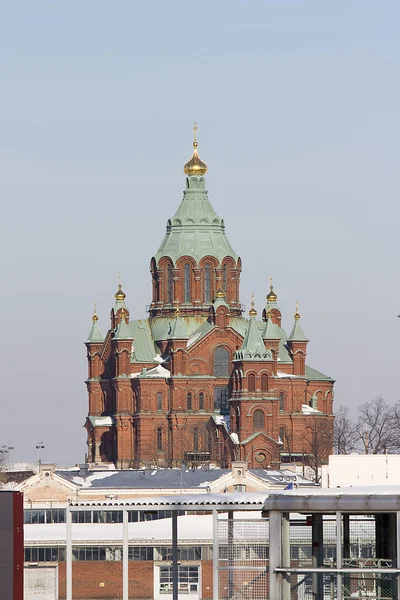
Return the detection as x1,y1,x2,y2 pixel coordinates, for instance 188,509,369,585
1,2,399,464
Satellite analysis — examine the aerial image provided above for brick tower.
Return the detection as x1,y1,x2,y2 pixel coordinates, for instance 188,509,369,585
85,126,334,469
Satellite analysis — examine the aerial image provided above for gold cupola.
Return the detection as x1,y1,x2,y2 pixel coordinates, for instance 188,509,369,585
248,292,257,318
266,277,277,303
184,122,208,176
114,280,126,302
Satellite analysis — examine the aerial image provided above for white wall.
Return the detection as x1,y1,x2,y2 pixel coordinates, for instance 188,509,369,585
322,454,400,488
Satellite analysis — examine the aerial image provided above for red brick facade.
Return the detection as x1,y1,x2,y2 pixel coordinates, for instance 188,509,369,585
85,157,334,470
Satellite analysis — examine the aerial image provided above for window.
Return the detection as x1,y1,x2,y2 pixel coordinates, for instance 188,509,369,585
204,263,211,302
159,565,199,595
248,373,256,393
199,392,204,410
261,374,268,392
187,393,192,410
234,484,246,492
214,386,230,413
72,547,106,561
128,547,153,561
193,428,199,451
184,263,191,302
24,509,66,524
167,264,173,304
253,409,265,429
223,264,227,293
157,427,163,451
213,346,230,377
279,392,285,411
156,392,162,411
155,547,202,561
24,547,65,562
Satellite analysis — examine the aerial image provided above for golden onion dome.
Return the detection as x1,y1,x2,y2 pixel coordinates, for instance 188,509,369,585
114,283,126,302
266,277,277,302
215,287,226,298
294,300,300,320
92,302,99,322
184,123,208,176
249,292,257,318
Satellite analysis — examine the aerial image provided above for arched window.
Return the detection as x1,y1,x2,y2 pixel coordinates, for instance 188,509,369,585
184,263,191,303
204,264,211,302
248,373,256,393
279,427,286,448
261,374,268,392
187,392,192,410
214,347,230,377
279,392,284,412
157,428,163,451
199,392,204,410
223,264,227,294
156,392,162,411
167,264,173,304
193,428,199,452
253,409,264,429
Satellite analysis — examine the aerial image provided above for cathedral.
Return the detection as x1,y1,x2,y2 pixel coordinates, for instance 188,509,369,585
85,127,334,470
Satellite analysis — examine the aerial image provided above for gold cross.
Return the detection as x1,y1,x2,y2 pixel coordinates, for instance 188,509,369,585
193,122,198,143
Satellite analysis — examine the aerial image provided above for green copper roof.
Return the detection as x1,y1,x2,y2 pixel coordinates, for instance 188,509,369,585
87,320,103,343
263,318,281,340
305,365,334,382
169,315,190,339
234,316,273,361
287,318,309,342
114,317,134,340
128,319,160,363
154,176,238,265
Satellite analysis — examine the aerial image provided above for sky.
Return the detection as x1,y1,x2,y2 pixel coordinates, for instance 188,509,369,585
1,1,399,465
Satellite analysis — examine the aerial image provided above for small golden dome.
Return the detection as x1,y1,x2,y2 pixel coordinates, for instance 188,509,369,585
249,292,257,318
184,123,208,176
294,300,300,320
114,283,126,302
266,277,277,303
215,287,226,298
266,302,272,320
92,302,99,322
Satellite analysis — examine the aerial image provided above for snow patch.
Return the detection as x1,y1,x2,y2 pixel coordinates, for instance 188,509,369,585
301,404,322,415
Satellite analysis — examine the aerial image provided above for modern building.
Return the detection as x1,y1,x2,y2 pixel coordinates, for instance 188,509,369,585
85,127,334,470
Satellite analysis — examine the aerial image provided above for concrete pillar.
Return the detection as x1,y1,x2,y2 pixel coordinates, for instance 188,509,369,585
336,512,343,600
343,513,350,596
123,508,128,600
212,510,219,600
172,512,178,600
66,507,72,600
311,514,323,600
282,512,291,600
269,511,282,600
228,510,234,598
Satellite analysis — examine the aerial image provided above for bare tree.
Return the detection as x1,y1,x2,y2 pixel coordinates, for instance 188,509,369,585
333,406,357,454
355,396,398,454
304,418,333,483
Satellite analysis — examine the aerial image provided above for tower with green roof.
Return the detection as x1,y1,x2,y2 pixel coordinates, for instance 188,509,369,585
84,126,335,471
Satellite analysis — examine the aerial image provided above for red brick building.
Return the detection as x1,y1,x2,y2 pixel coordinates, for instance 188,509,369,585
85,129,334,470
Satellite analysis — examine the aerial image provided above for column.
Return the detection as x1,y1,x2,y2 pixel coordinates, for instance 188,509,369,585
311,514,323,599
269,511,282,600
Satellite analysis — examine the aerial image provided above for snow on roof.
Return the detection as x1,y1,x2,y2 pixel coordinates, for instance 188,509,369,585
88,416,114,427
71,471,116,488
301,404,322,415
130,364,171,379
276,371,303,379
230,432,239,444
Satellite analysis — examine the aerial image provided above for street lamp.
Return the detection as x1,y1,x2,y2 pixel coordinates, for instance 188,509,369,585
36,442,45,464
0,445,14,465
